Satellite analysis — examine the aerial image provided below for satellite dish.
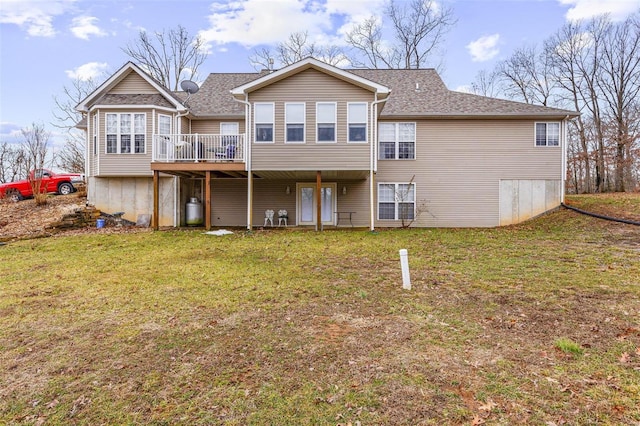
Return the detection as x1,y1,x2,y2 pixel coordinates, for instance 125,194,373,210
180,80,199,95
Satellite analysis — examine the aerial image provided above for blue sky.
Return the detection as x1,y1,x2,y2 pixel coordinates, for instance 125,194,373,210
1,0,638,149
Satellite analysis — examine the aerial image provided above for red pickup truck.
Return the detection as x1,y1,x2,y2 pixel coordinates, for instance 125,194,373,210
0,169,84,202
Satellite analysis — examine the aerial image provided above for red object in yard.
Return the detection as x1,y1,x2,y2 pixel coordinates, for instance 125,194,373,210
0,168,84,201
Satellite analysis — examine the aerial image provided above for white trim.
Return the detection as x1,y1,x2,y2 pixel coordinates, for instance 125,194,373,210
377,182,416,221
254,102,275,143
378,122,417,160
347,102,368,143
76,62,187,112
220,122,239,134
316,102,337,144
90,104,177,113
296,182,337,226
534,121,561,147
158,113,172,134
105,112,147,154
284,102,306,144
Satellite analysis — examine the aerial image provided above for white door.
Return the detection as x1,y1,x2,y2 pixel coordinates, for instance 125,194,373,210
297,183,336,226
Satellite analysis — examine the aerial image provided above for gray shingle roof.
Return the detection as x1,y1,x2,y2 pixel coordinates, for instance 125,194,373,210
174,72,268,117
348,69,576,117
178,67,576,119
95,93,174,108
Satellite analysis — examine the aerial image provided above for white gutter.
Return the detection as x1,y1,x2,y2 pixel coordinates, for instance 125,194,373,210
369,94,388,231
233,94,252,230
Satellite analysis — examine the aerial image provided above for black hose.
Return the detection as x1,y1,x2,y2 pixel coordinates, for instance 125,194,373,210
561,203,640,226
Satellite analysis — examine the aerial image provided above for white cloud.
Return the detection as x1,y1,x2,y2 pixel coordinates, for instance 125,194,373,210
0,0,76,37
466,34,500,62
559,0,640,22
70,16,107,40
65,62,109,81
198,0,386,52
454,85,473,94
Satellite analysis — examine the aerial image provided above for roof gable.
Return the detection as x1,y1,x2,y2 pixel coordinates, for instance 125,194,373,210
230,57,390,98
76,62,186,112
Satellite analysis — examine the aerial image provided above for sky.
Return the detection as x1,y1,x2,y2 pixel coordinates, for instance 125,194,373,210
1,0,639,151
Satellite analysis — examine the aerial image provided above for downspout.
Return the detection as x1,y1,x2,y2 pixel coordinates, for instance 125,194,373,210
233,94,252,230
84,111,90,196
173,107,189,227
370,94,387,231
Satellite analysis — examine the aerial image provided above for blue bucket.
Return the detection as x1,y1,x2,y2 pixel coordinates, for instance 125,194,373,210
96,218,105,228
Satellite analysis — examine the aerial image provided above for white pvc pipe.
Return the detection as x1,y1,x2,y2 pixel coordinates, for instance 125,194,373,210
399,249,411,290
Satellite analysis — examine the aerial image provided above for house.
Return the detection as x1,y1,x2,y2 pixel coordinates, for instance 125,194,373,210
76,58,578,230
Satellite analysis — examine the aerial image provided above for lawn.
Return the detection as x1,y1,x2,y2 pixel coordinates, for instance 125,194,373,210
1,195,639,425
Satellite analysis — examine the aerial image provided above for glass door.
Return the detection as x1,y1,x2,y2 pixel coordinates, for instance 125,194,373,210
297,183,336,226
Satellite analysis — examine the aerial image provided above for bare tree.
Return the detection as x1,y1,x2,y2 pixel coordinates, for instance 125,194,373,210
496,45,557,106
249,31,347,70
0,142,26,184
597,13,640,192
545,21,594,193
346,0,456,69
53,77,100,173
20,123,53,205
122,25,208,90
346,16,399,68
470,69,502,97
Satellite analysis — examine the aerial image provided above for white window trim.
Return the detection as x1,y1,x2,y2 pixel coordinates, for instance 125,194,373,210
377,182,416,221
347,102,368,143
534,122,561,147
254,102,275,144
285,102,306,144
220,122,239,134
92,114,98,157
316,102,337,144
158,114,172,135
105,112,147,154
378,122,416,160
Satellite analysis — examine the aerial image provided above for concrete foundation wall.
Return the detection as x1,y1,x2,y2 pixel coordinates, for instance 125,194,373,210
499,179,561,226
87,176,175,227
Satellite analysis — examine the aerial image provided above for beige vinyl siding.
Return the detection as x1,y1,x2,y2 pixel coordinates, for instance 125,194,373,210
250,68,374,170
95,109,154,176
191,120,246,134
205,178,371,227
111,72,158,94
375,119,563,227
180,116,190,134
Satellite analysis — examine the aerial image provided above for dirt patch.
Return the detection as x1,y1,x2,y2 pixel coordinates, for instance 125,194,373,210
0,195,149,241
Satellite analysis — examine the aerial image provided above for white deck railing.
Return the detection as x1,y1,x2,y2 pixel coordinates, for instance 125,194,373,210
152,134,245,162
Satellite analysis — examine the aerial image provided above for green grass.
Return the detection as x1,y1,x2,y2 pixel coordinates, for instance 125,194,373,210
554,337,584,356
1,194,639,425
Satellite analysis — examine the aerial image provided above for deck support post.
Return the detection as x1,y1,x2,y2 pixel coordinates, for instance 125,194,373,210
153,170,159,230
316,170,322,231
205,171,211,230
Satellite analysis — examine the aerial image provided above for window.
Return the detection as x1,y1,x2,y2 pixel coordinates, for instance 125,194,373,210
221,122,239,145
316,102,336,143
105,113,146,154
348,103,367,142
379,122,415,159
92,114,97,156
158,114,172,135
285,103,305,143
255,103,274,143
535,122,560,146
378,183,415,220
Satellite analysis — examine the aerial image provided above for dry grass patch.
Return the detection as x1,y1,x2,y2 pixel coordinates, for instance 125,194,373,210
1,194,639,425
